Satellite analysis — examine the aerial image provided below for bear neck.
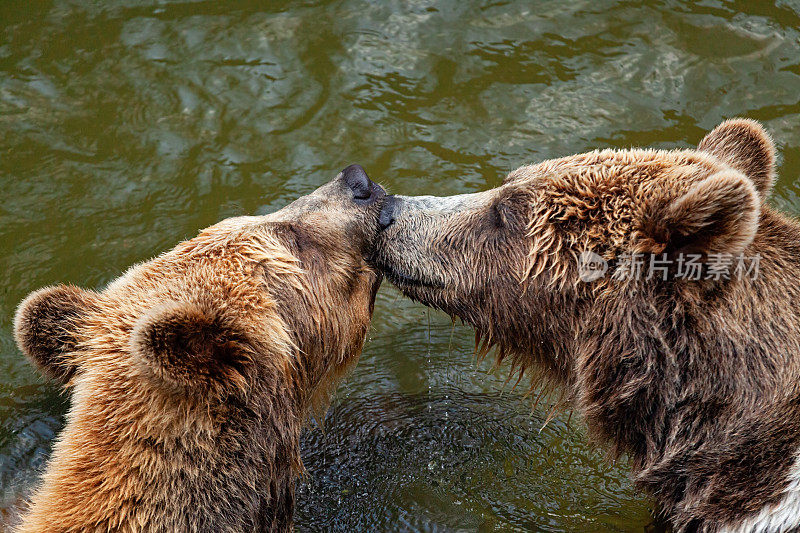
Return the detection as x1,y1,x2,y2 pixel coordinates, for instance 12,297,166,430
18,364,305,533
574,225,800,533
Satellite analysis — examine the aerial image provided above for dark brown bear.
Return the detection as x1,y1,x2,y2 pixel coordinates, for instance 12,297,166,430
375,120,800,532
13,165,384,532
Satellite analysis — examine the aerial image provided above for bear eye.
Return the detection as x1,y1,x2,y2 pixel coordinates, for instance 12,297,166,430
291,225,314,253
276,223,310,257
490,201,508,230
490,191,528,233
283,224,326,268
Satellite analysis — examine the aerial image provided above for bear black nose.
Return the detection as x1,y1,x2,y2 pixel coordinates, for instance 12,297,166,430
379,195,398,229
341,164,384,205
342,164,372,200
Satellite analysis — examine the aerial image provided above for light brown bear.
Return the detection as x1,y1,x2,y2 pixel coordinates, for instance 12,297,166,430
375,120,800,532
13,165,384,532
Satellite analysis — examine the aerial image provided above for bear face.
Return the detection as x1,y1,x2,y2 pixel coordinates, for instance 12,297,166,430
374,120,771,384
13,165,385,532
375,121,800,531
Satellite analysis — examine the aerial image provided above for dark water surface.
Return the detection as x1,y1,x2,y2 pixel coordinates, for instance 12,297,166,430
2,1,800,531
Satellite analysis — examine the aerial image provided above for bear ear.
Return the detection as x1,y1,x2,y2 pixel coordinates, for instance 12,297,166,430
130,301,255,396
640,171,760,258
14,285,95,385
698,118,776,200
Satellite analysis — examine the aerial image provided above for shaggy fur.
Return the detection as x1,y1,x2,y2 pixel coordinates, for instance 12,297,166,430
374,119,800,532
13,167,385,532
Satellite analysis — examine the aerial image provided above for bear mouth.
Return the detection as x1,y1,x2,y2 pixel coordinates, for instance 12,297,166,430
371,259,444,290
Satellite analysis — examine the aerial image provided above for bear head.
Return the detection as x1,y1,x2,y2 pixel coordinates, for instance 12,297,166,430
12,165,385,531
374,119,773,387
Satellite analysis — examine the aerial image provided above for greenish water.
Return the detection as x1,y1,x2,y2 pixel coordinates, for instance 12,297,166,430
2,1,800,530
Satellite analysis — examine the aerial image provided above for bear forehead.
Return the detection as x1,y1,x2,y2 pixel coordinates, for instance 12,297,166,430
506,147,725,193
496,147,737,257
92,228,296,324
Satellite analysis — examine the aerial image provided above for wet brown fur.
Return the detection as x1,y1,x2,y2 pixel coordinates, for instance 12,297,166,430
13,174,384,532
376,119,800,532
